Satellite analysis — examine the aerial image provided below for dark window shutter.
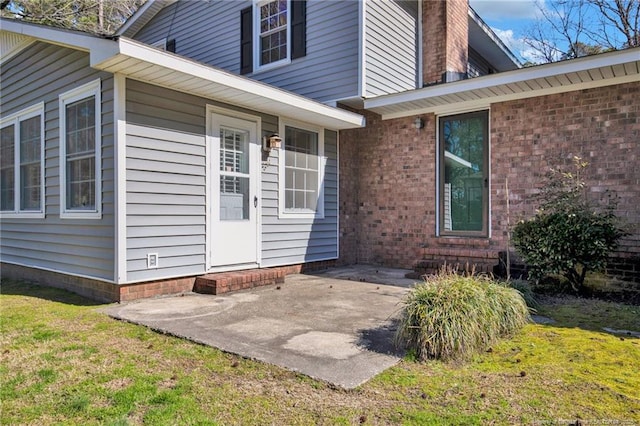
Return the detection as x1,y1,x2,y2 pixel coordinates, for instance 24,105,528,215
240,6,253,74
166,38,176,53
291,0,306,60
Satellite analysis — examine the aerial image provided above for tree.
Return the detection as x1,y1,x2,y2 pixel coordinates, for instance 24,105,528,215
561,41,604,60
524,0,639,63
0,0,144,35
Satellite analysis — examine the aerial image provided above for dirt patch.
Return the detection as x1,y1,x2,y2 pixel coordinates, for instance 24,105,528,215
103,377,132,391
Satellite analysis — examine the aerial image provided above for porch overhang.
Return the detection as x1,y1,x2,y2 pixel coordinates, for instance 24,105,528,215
92,38,365,130
365,48,640,119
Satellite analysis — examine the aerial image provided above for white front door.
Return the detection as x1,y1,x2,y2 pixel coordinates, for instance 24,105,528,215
210,113,259,267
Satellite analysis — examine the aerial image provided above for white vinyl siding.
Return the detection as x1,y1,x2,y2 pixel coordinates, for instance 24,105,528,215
0,42,115,281
0,102,45,218
364,0,419,97
59,79,102,219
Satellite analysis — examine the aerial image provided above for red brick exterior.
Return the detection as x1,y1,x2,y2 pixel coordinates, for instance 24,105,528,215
422,0,469,85
490,81,640,280
1,263,121,302
339,82,640,281
339,110,437,268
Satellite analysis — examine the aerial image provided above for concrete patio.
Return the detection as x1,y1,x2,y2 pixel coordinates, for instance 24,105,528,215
103,266,417,389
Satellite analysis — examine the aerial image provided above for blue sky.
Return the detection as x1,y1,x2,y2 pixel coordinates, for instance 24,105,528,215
468,0,544,63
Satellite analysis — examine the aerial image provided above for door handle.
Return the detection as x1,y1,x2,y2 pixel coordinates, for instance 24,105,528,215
254,196,258,208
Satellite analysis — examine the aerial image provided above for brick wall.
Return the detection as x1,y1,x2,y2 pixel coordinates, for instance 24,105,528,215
1,263,120,302
422,0,469,85
339,82,639,280
490,81,640,280
339,109,437,269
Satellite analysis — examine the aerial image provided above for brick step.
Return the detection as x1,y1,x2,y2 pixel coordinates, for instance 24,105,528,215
194,268,286,295
407,257,499,280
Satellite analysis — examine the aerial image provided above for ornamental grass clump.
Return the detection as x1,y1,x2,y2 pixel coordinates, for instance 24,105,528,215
396,269,530,361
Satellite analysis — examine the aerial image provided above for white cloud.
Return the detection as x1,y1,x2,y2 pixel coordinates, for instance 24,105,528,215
491,27,557,63
469,0,542,21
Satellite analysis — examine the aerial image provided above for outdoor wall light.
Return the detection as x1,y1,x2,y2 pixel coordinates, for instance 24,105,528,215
263,133,282,152
414,117,424,129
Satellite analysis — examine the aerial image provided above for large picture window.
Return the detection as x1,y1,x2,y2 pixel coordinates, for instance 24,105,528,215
0,103,45,217
439,111,489,236
59,79,101,219
280,123,324,217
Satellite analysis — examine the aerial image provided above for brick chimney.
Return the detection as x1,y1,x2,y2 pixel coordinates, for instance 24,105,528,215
422,0,469,86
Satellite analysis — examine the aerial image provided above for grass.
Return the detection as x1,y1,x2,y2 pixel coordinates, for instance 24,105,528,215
1,279,639,425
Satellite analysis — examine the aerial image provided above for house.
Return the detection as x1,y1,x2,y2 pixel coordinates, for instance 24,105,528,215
0,14,364,301
1,0,638,302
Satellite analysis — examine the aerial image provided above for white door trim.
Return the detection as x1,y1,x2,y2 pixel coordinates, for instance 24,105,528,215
205,105,262,270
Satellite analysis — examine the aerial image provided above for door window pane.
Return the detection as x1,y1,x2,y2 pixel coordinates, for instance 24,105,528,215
440,112,488,234
219,127,250,221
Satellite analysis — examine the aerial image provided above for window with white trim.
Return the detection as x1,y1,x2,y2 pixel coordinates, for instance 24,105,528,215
59,79,101,219
241,0,306,75
257,0,289,67
0,103,45,217
280,122,324,217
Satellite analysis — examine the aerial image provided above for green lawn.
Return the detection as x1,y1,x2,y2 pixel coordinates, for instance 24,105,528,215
1,279,639,425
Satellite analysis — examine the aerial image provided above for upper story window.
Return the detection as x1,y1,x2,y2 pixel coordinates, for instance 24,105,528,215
59,79,102,219
258,0,288,66
0,102,45,218
240,0,306,75
279,121,324,218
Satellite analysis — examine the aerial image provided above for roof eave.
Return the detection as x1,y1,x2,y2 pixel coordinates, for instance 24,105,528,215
93,38,364,130
467,7,521,71
116,0,177,37
364,48,640,119
1,17,116,63
2,19,364,130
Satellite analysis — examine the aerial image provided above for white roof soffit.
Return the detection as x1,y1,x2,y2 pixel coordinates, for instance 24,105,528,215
468,7,520,71
94,38,364,129
365,48,640,119
0,18,117,65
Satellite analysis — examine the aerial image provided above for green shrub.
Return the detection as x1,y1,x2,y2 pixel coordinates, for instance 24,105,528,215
396,270,530,361
512,157,627,293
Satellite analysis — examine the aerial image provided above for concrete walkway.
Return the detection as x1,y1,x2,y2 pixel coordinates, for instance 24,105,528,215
103,267,416,389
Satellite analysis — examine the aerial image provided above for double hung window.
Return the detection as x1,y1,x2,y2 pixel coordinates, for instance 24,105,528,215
0,103,45,217
258,0,288,67
240,0,306,74
280,123,324,218
59,79,101,219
